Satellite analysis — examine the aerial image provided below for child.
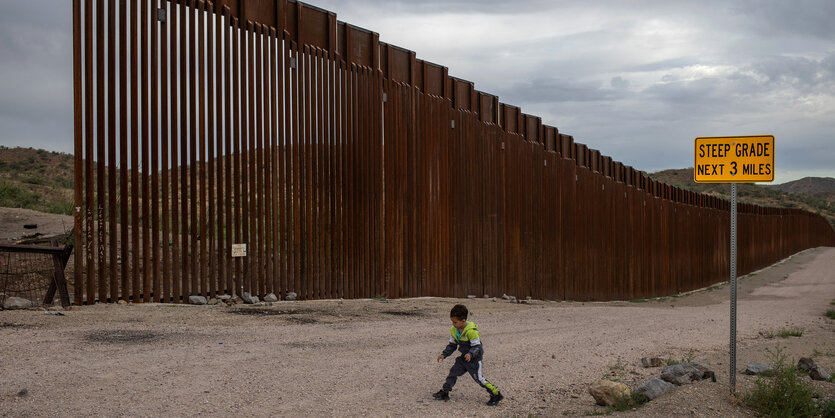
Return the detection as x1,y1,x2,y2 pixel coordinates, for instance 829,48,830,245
433,304,504,406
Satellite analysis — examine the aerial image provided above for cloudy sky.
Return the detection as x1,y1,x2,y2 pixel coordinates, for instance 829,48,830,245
1,0,833,183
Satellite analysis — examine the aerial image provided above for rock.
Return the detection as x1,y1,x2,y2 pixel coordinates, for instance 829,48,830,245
241,292,254,304
50,305,64,312
641,357,663,368
252,302,265,307
588,380,630,406
797,357,817,372
467,295,476,299
492,298,497,302
2,296,33,310
660,363,715,386
188,295,207,305
508,296,517,303
501,294,510,300
117,300,128,305
249,296,260,304
744,362,774,375
285,292,297,301
634,378,674,401
526,296,532,302
809,365,831,381
483,294,489,298
17,388,28,397
264,293,278,303
207,298,219,305
217,294,232,301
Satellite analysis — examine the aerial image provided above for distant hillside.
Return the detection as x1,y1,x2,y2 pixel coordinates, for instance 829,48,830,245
650,168,835,228
0,146,74,215
769,177,835,203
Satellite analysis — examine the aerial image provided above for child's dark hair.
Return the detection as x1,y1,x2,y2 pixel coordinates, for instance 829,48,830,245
450,304,468,319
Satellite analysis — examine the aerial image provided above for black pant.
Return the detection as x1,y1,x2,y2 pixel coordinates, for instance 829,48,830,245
442,355,499,394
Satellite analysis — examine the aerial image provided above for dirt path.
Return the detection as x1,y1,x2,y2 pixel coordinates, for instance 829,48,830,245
1,247,833,416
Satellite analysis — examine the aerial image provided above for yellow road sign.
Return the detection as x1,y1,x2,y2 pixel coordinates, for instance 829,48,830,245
694,135,774,183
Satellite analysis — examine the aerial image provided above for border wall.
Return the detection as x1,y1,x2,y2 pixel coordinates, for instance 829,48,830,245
70,0,835,304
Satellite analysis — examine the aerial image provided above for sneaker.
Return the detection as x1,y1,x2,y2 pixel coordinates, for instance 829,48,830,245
432,390,449,401
487,392,503,406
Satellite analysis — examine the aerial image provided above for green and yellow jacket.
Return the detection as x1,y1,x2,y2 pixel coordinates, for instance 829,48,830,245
441,321,484,359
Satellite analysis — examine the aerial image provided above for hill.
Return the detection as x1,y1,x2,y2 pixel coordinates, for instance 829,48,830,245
2,146,833,228
650,168,835,227
769,177,835,203
0,146,74,215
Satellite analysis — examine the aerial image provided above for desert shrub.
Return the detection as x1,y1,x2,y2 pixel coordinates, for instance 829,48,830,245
826,310,835,320
743,347,819,417
46,199,74,216
0,182,39,209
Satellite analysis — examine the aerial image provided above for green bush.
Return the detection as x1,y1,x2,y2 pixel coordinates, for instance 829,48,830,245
826,310,835,320
823,398,835,418
46,199,74,216
0,182,39,209
743,347,819,417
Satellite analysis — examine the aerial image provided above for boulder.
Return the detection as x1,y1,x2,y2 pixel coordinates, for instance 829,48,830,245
2,296,34,310
809,365,831,381
264,293,278,303
744,362,774,375
467,295,476,299
208,298,219,305
588,380,630,406
797,357,817,372
660,363,714,386
501,294,510,300
217,294,232,301
285,292,297,301
188,295,207,305
241,292,254,304
634,378,674,401
641,357,663,368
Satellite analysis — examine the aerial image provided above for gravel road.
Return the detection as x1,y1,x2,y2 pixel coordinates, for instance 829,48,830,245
1,247,833,417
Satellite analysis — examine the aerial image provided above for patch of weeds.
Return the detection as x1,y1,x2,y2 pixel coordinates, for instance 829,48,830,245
561,411,577,416
609,392,648,412
825,310,835,320
830,299,835,306
777,327,804,338
583,409,612,416
812,349,835,358
665,349,696,366
762,327,804,339
373,293,388,301
705,284,721,292
742,346,820,417
629,298,648,303
608,358,626,381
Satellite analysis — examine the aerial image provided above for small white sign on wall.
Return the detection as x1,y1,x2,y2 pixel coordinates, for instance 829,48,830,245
231,244,247,257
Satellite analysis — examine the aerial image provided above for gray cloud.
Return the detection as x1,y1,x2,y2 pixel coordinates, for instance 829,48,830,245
1,0,833,182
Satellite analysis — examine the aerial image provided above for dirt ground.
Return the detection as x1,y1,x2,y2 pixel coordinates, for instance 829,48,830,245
1,238,834,416
0,207,73,244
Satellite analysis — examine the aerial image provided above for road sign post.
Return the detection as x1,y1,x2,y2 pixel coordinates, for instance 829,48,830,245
694,135,774,394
